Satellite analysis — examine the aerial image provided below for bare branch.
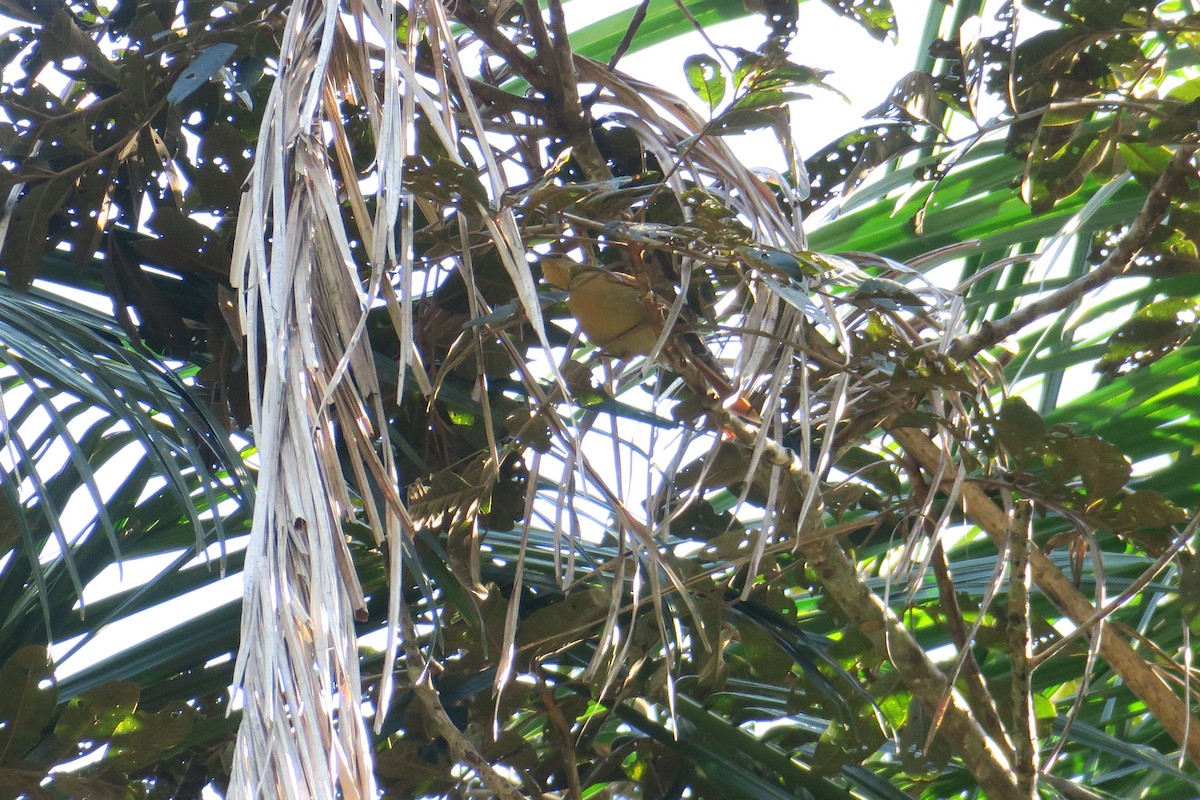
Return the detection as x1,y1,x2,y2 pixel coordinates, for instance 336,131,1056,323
892,425,1200,766
1007,501,1037,800
530,0,612,181
947,145,1197,361
444,0,547,92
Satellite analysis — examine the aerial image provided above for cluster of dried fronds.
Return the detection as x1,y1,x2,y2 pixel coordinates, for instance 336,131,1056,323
210,0,1200,796
224,0,991,794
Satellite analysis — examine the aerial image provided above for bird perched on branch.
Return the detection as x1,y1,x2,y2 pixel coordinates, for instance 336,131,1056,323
541,250,759,422
541,255,660,359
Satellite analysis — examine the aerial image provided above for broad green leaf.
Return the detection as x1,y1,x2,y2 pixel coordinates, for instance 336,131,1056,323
684,53,726,111
0,646,56,763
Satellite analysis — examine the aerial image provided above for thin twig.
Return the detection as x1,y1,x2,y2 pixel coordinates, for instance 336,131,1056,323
400,609,530,800
947,144,1197,361
606,0,650,71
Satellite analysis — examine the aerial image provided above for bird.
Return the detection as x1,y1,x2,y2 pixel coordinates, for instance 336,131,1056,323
541,251,759,422
541,255,661,359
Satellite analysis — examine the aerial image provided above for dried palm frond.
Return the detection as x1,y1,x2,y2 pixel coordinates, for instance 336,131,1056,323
228,0,411,795
227,0,995,793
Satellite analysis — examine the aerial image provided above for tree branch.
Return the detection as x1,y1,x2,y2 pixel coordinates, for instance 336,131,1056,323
532,0,613,182
947,144,1197,361
930,539,1013,752
1007,501,1037,800
891,425,1200,766
444,0,547,92
685,394,1023,800
796,512,1023,800
400,611,529,800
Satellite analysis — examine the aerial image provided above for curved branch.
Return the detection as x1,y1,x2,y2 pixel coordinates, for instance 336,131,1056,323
947,144,1197,362
684,386,1023,800
891,425,1200,767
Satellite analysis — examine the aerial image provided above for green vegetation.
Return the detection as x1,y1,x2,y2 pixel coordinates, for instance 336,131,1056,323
0,1,1198,797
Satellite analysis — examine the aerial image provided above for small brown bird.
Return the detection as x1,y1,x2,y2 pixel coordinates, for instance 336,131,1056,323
541,256,661,359
541,253,759,422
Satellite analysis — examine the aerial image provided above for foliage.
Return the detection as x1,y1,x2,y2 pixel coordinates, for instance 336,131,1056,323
0,0,1199,798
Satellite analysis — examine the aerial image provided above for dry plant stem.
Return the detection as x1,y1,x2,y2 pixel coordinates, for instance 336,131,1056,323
444,0,545,91
930,539,1013,753
947,144,1198,361
399,612,530,800
1007,501,1037,800
892,426,1200,766
539,0,612,182
540,688,584,800
697,395,1022,800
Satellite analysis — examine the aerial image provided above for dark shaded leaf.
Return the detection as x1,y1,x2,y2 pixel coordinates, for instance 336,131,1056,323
0,646,56,762
1049,435,1131,498
167,42,239,106
1107,490,1185,537
1097,297,1199,376
996,397,1047,459
1,177,72,290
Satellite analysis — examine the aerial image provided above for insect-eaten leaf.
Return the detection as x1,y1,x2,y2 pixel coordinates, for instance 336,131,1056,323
802,124,916,212
995,397,1047,465
1048,435,1131,498
820,0,898,42
683,54,726,112
0,177,73,290
403,155,490,209
1093,489,1185,553
1023,128,1112,213
0,645,56,761
167,42,238,106
1097,297,1199,376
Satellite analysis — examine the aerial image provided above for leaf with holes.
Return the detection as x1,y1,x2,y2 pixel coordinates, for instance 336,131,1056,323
0,177,72,290
167,42,238,106
820,0,897,42
1050,435,1131,498
684,54,726,112
1097,297,1199,377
